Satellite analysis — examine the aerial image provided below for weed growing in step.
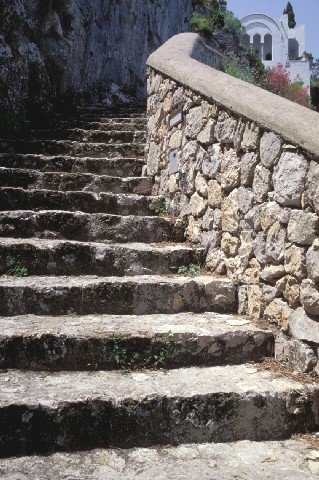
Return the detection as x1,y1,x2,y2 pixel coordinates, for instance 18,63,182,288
7,260,28,277
149,200,169,216
111,334,140,373
151,331,173,367
111,331,173,373
178,264,201,277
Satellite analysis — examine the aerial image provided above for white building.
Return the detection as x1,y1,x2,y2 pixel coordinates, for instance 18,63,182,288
241,13,311,88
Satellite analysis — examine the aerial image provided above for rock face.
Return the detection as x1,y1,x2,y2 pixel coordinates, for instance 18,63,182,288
0,0,192,130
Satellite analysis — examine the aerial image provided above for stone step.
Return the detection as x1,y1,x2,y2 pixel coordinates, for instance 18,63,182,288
0,365,317,457
0,210,182,243
0,168,152,194
0,439,317,480
0,188,162,215
0,275,237,316
30,128,146,144
0,153,145,176
0,313,273,371
0,238,202,276
0,140,145,158
59,121,146,131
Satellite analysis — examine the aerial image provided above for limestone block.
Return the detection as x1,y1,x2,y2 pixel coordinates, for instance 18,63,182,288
163,92,173,113
247,285,266,318
306,160,319,214
182,141,198,163
213,209,222,229
168,173,179,194
283,276,300,308
275,332,317,373
289,308,319,344
260,202,289,231
180,142,198,195
273,152,308,207
186,216,202,243
147,142,160,176
238,231,254,267
306,239,319,283
203,230,222,250
195,172,208,198
221,190,239,233
252,165,272,203
265,221,287,264
264,299,292,330
287,211,319,245
202,207,215,230
201,100,219,119
215,111,237,144
238,285,248,315
253,232,267,265
201,144,222,179
242,205,261,232
197,119,216,145
185,106,206,139
237,187,254,215
169,129,182,149
221,233,239,257
206,248,226,274
179,194,191,218
208,180,223,208
260,266,286,282
189,192,206,218
284,245,306,280
260,131,282,168
220,147,240,190
242,258,260,284
242,122,260,151
300,279,319,317
225,256,243,282
233,119,246,151
241,152,259,187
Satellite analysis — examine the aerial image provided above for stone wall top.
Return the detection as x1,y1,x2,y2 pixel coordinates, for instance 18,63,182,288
147,33,319,158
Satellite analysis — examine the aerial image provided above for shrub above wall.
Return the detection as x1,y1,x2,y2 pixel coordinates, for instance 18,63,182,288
146,33,319,375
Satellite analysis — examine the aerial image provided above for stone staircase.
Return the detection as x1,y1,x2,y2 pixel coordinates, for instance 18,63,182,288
0,105,318,477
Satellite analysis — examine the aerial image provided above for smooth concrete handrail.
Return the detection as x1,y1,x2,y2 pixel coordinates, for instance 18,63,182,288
147,33,319,158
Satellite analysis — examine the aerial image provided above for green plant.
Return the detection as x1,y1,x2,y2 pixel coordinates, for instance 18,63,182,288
152,331,173,367
283,1,296,29
178,264,201,277
111,334,140,373
149,200,169,216
7,260,28,277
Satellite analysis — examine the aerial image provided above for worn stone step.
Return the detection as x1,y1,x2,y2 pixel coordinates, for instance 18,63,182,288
0,168,152,194
0,239,202,276
1,439,318,480
0,313,273,371
0,275,237,316
0,153,145,176
0,365,317,457
0,188,161,215
0,210,181,243
31,128,146,144
0,140,145,158
60,121,146,132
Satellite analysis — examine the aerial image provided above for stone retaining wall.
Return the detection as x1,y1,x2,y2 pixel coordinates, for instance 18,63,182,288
146,34,319,374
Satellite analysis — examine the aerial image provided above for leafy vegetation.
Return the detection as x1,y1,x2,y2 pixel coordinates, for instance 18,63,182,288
110,332,173,373
283,2,296,29
149,200,169,216
191,1,243,45
178,264,201,277
7,260,28,277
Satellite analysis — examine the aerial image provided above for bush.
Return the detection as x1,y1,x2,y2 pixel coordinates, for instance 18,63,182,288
223,54,255,84
259,63,311,108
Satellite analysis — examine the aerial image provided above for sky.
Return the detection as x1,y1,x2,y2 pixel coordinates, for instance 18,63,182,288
227,0,319,59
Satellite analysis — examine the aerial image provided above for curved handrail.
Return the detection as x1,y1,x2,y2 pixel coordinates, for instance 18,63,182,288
147,33,319,158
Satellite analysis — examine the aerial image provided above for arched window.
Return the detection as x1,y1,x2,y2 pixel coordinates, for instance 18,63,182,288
264,34,273,61
253,34,262,60
242,34,250,52
288,38,300,60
